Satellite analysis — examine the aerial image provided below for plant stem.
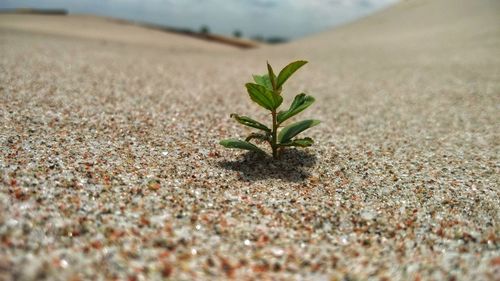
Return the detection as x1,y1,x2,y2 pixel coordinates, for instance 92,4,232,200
271,110,278,159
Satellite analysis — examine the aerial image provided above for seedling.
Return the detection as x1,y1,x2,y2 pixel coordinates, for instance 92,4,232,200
220,60,320,159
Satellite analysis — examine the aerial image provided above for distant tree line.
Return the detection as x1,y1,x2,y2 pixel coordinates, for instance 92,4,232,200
199,25,288,44
251,35,288,44
165,25,288,44
0,8,68,15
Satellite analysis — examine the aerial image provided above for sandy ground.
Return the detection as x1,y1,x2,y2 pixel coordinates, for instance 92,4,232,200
1,0,499,280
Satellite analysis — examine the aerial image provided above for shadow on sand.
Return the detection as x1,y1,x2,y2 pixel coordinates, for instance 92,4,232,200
218,149,317,182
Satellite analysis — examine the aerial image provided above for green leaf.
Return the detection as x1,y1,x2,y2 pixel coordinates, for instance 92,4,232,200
230,114,270,132
252,74,273,91
245,132,270,143
267,62,277,91
276,60,308,89
277,93,315,124
219,139,266,154
245,83,283,110
278,119,320,143
279,137,314,147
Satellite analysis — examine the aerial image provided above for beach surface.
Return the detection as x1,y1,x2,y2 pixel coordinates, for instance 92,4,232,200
1,0,499,280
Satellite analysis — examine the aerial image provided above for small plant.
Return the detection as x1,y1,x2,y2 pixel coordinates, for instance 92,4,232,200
220,60,320,159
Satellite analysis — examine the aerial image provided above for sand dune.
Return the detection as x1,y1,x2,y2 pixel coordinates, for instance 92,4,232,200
1,0,499,280
292,0,500,51
0,14,235,52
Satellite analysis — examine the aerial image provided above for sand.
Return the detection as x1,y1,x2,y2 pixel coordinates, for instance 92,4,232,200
1,0,499,280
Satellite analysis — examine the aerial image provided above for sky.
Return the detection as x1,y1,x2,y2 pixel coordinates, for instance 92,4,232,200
1,0,399,39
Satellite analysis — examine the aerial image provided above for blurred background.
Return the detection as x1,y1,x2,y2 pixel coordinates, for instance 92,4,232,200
0,0,398,43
